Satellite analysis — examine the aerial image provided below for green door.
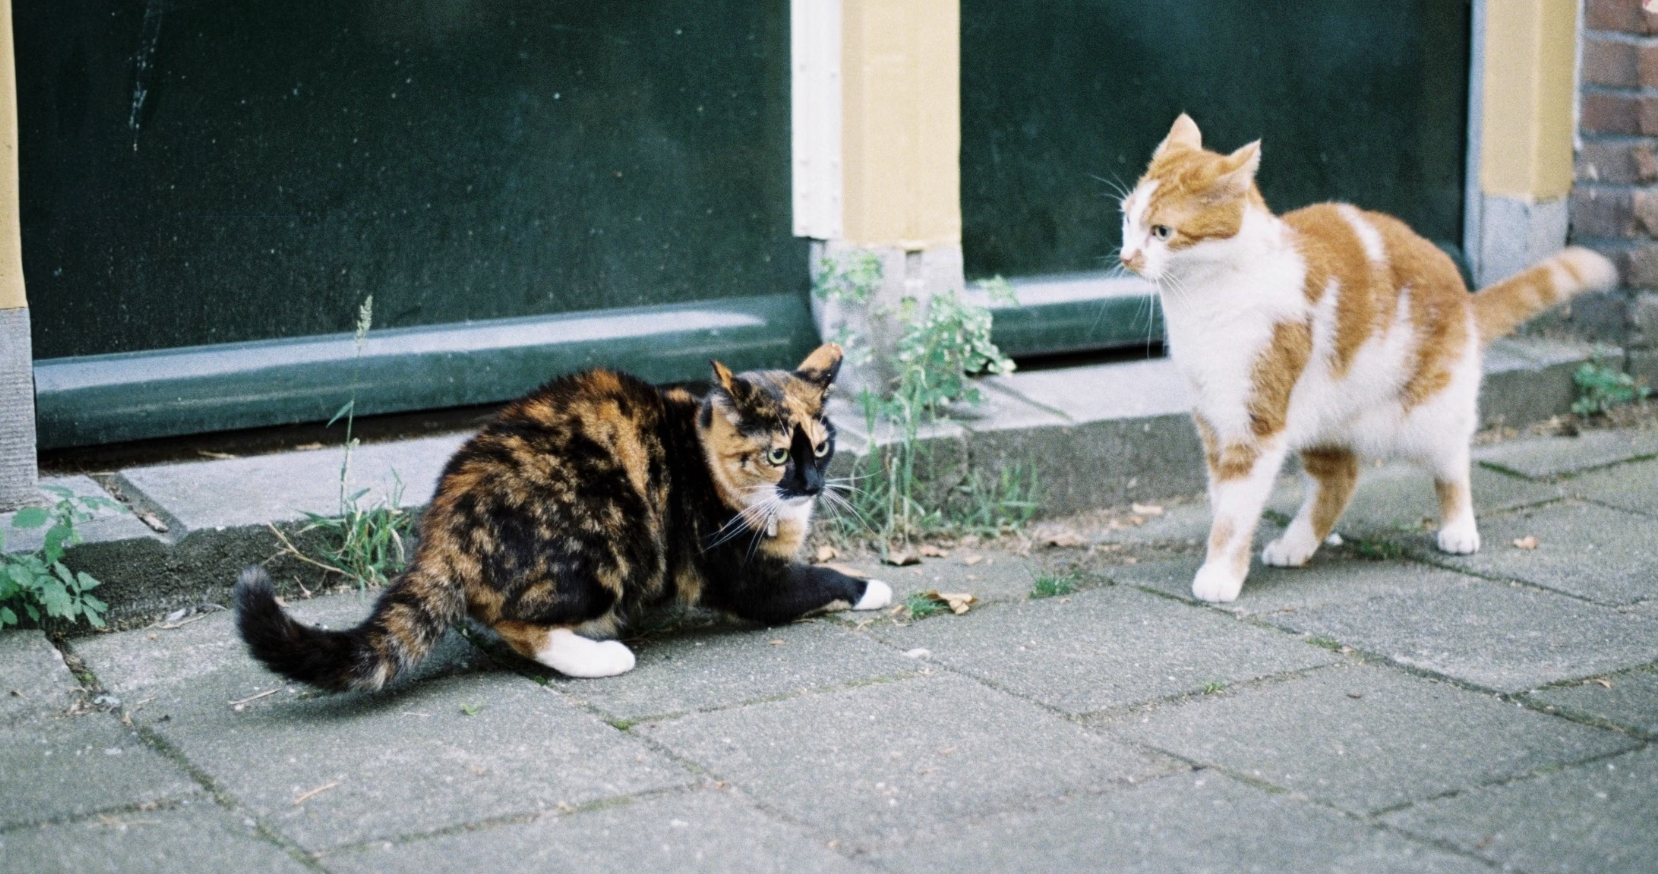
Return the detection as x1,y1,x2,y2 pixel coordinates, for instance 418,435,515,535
18,0,813,447
963,0,1471,357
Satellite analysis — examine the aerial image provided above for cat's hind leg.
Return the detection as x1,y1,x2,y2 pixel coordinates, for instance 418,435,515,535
494,621,636,678
1430,443,1480,554
1263,447,1359,567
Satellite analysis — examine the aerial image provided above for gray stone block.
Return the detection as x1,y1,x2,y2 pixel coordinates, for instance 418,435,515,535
1567,456,1658,515
639,673,1180,847
0,308,36,512
817,549,1073,608
1264,578,1658,692
1383,745,1658,874
0,714,201,829
1107,664,1637,814
1475,428,1658,479
869,770,1490,874
1111,556,1479,616
1,475,156,556
325,788,870,874
73,598,693,851
0,630,83,726
871,586,1336,715
546,620,920,723
1529,667,1658,737
0,802,315,874
114,433,467,533
1479,336,1601,429
1435,501,1658,605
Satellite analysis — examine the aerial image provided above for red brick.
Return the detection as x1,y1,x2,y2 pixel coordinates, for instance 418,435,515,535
1587,0,1658,35
1573,186,1637,237
1587,36,1639,86
1577,140,1658,184
1583,92,1643,134
1634,188,1658,236
1624,243,1658,287
1639,42,1658,87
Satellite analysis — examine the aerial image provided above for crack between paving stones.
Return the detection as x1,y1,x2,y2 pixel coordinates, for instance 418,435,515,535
47,636,334,874
1365,743,1649,819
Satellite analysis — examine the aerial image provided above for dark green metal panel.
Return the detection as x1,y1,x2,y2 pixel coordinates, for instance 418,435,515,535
16,0,801,359
961,0,1471,283
983,275,1164,359
34,294,818,449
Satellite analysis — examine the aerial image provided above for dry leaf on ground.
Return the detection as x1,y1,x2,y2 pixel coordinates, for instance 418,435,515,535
883,551,921,567
917,590,977,615
1043,532,1088,548
963,555,984,566
1130,503,1165,516
1512,536,1539,550
815,545,837,563
1594,678,1613,689
919,545,949,558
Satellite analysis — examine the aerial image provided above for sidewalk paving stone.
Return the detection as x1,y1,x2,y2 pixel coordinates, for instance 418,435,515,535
1271,462,1564,539
1382,745,1658,874
0,713,201,830
1107,664,1637,815
1529,667,1658,737
1567,457,1658,516
0,801,314,874
821,550,1097,609
71,597,695,852
868,769,1489,874
1474,428,1658,479
1,475,155,556
1110,556,1474,614
639,673,1182,847
0,630,83,726
1434,501,1658,605
1262,578,1658,693
870,586,1336,715
325,787,872,874
546,620,921,723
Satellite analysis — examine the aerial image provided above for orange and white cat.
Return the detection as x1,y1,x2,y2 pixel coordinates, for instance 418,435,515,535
1120,114,1618,603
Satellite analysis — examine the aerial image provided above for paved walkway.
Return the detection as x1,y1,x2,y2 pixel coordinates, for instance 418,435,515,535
3,424,1657,873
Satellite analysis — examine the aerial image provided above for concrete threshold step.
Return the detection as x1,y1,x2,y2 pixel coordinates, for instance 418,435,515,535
2,336,1607,628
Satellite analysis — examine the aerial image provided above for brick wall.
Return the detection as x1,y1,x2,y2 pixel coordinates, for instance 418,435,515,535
1575,0,1658,355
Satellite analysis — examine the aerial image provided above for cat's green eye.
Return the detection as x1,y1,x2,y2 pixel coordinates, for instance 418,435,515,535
766,447,789,466
814,442,829,458
1151,225,1172,240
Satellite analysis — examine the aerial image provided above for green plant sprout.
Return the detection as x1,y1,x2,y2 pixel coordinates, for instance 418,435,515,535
1,486,119,628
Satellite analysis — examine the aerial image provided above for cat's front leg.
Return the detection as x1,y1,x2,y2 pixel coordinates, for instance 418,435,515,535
723,563,891,626
1194,437,1289,603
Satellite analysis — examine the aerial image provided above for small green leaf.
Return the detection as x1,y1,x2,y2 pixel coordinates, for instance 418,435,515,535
0,606,15,626
10,507,49,529
327,399,355,428
460,703,482,716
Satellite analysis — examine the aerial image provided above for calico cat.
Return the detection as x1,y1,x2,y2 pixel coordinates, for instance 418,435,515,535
1119,114,1618,603
234,343,892,690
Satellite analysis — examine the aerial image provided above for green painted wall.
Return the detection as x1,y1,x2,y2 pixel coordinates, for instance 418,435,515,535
16,0,803,359
961,0,1471,280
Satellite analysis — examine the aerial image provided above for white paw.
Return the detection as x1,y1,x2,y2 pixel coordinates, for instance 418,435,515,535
1191,563,1245,603
538,630,637,678
852,580,892,611
1437,522,1480,555
1262,532,1318,567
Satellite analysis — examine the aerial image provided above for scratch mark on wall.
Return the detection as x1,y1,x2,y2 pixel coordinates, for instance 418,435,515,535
129,0,166,151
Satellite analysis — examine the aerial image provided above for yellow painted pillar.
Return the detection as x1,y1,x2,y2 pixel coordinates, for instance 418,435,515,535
0,0,39,508
1472,0,1581,285
799,0,962,389
840,0,960,250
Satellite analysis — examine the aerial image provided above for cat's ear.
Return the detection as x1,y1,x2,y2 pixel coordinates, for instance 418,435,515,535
794,342,843,394
710,359,755,407
1154,113,1202,159
1213,140,1261,196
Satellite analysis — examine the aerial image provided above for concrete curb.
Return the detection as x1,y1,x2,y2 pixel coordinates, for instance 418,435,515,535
2,337,1611,627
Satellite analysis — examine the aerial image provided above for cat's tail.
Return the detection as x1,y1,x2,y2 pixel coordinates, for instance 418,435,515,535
1470,246,1620,344
233,564,465,693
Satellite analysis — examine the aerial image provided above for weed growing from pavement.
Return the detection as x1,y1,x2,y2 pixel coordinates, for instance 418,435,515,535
1029,570,1079,599
1349,537,1406,561
1308,635,1342,651
901,591,948,620
273,296,414,589
0,486,117,628
1202,680,1226,694
814,260,1039,554
1572,353,1651,416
